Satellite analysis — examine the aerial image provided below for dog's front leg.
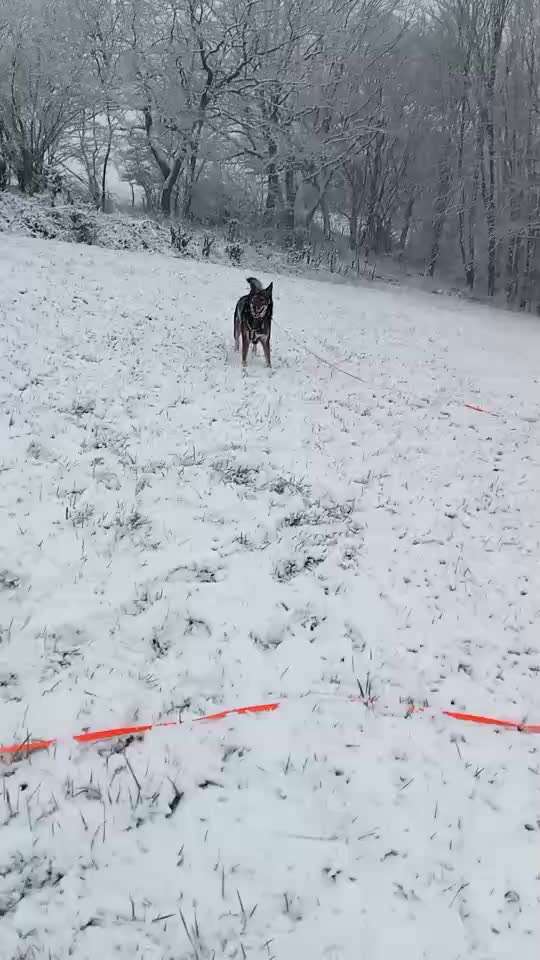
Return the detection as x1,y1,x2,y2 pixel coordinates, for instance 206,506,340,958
241,330,250,367
262,338,271,368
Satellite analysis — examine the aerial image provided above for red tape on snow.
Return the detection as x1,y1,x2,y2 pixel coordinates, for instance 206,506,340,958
194,702,280,723
1,699,538,759
464,402,499,416
0,703,281,757
442,710,540,734
280,323,509,420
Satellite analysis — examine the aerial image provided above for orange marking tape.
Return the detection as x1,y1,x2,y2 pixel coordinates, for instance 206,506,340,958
0,702,281,757
1,699,539,759
195,702,280,723
0,737,56,756
464,402,498,416
443,710,540,734
73,721,175,745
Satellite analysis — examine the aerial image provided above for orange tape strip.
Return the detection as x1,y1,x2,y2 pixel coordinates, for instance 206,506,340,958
0,738,56,756
464,402,498,416
1,700,538,758
0,702,281,757
443,710,540,734
195,702,280,722
74,721,168,744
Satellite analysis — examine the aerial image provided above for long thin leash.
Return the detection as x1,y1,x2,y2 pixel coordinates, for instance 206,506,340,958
274,320,538,422
274,320,367,383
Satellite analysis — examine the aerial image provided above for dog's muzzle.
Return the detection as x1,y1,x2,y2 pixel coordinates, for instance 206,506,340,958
250,301,268,321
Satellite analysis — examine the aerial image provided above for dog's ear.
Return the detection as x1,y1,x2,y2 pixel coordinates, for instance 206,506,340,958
265,282,273,298
246,277,262,293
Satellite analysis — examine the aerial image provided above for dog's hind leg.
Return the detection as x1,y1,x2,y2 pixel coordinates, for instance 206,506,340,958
234,309,240,351
252,341,257,355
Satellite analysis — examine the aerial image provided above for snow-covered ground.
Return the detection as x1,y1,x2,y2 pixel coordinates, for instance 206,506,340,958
1,233,539,959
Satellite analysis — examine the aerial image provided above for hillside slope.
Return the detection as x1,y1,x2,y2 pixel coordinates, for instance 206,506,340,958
1,235,539,959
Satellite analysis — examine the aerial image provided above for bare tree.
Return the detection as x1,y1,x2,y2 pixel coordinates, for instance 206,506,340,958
0,0,537,310
0,0,82,193
71,0,129,210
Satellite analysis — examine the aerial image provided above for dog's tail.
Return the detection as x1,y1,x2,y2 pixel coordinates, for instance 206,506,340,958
246,276,263,292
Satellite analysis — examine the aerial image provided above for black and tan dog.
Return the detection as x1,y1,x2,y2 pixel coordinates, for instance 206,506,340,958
234,277,273,368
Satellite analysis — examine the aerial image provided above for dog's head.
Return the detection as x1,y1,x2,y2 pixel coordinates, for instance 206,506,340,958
249,282,273,324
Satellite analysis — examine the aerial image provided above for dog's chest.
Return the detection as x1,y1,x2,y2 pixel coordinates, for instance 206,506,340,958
249,330,269,343
243,303,270,337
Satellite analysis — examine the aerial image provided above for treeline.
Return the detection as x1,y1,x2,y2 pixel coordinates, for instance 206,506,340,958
0,0,538,310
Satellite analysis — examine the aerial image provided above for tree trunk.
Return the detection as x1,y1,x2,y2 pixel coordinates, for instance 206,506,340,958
465,194,476,290
161,180,175,216
183,120,205,218
300,172,333,239
486,203,497,297
282,164,296,236
482,4,509,297
264,163,281,217
505,233,520,303
519,27,538,311
100,112,114,214
17,147,35,193
399,194,414,251
183,152,197,219
160,155,184,216
521,199,539,311
0,155,8,190
427,155,451,277
144,107,184,218
456,59,475,289
350,208,358,251
361,133,385,255
320,193,331,240
465,123,484,291
89,175,100,208
457,181,476,289
264,140,281,224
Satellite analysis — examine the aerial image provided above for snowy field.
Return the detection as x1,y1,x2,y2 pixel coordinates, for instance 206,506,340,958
1,234,539,959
